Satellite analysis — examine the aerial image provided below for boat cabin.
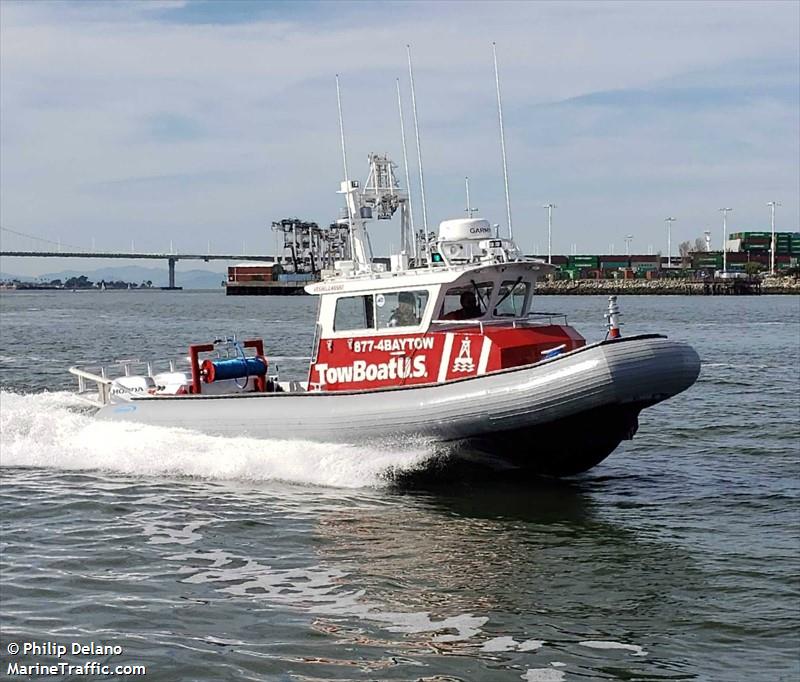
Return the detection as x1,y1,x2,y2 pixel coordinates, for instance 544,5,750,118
305,260,585,392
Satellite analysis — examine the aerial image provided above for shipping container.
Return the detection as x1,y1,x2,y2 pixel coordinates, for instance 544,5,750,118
277,273,315,282
568,255,599,266
229,266,271,282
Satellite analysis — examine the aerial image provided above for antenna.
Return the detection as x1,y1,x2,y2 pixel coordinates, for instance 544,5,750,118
335,74,357,264
406,45,429,241
465,177,478,217
493,42,513,240
335,75,350,187
396,78,417,260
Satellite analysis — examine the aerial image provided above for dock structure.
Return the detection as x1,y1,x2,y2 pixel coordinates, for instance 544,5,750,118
702,277,761,295
225,218,354,296
225,262,312,296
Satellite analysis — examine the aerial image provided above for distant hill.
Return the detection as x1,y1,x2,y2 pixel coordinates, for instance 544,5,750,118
1,265,227,289
0,271,34,283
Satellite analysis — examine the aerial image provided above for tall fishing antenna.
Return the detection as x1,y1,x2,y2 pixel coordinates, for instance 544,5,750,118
335,74,350,187
396,78,417,261
335,74,356,262
492,42,513,240
406,45,429,240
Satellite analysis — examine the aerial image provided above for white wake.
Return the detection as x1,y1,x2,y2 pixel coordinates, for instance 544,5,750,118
0,391,434,488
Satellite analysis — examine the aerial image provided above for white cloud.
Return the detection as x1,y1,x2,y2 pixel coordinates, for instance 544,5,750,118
1,0,797,274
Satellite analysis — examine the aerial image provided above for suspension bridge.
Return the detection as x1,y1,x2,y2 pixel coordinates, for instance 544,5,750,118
0,227,278,288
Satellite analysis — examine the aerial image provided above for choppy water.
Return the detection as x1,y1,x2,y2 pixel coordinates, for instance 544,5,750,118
1,291,798,681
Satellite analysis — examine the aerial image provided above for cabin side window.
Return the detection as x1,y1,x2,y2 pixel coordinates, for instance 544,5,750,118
376,290,429,329
493,280,532,317
438,282,494,320
333,295,375,331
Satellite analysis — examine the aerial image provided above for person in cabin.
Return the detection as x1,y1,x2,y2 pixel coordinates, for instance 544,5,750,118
443,291,483,320
388,291,419,327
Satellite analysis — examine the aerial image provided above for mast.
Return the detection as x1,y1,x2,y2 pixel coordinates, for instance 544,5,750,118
492,42,513,240
396,78,417,261
335,74,371,271
406,45,429,256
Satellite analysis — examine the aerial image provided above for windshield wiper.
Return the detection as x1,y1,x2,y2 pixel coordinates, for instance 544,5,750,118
494,276,523,312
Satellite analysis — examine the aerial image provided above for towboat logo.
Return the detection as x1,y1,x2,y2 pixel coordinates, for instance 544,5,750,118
314,356,427,386
451,338,475,373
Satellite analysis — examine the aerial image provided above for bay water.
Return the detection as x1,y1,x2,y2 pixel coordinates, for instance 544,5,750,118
1,291,798,681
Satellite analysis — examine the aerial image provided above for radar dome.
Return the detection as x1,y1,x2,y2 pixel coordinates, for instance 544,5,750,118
438,219,493,241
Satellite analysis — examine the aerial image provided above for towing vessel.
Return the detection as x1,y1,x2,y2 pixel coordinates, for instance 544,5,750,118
70,155,700,476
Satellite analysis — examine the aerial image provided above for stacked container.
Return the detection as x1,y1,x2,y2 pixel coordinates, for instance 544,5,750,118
568,255,599,269
730,231,800,256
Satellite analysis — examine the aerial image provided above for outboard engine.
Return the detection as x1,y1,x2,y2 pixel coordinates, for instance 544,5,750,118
110,375,155,397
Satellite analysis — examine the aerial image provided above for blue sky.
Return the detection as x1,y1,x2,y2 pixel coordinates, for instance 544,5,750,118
1,0,798,275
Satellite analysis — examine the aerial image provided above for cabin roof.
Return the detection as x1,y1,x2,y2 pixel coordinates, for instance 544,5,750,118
305,259,555,296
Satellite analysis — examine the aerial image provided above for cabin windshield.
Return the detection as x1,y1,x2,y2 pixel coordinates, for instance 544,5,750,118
376,290,429,329
333,295,374,331
332,289,430,333
493,279,532,317
438,281,493,320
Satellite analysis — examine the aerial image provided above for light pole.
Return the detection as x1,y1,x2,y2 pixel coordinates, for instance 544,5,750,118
719,208,732,272
542,203,556,264
767,201,781,275
624,235,633,256
664,217,676,269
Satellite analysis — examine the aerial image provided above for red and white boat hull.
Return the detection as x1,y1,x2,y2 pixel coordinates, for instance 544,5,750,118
95,335,700,476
